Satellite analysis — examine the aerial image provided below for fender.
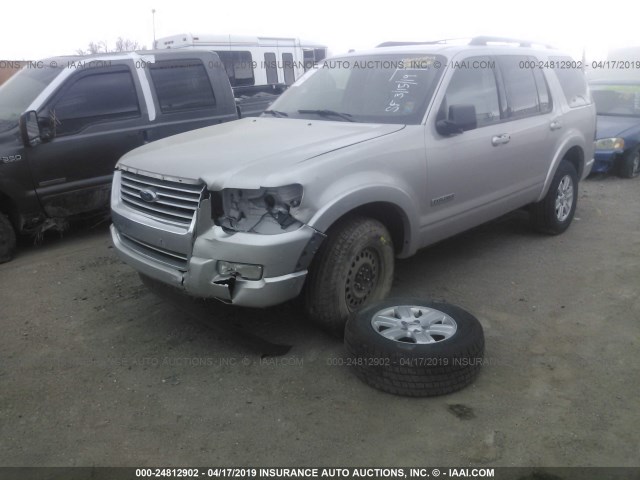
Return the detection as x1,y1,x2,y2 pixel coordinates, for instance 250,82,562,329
537,130,588,202
306,180,420,258
0,164,42,216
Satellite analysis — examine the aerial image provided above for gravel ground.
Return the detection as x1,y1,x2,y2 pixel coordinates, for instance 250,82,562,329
0,175,638,467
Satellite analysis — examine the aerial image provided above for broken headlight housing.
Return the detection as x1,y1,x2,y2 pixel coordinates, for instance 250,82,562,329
215,184,304,234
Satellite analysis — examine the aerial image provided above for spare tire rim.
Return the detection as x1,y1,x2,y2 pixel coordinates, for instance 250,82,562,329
371,306,457,344
555,174,574,222
345,247,379,311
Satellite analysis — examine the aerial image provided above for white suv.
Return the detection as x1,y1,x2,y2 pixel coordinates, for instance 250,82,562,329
110,37,596,331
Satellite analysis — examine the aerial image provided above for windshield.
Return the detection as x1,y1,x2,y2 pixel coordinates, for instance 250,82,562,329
0,65,62,130
266,54,446,125
591,84,640,117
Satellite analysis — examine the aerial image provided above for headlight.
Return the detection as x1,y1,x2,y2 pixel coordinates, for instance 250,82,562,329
595,137,625,151
216,184,304,234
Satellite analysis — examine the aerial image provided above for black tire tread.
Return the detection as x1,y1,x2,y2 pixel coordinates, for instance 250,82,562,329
344,298,485,397
0,213,16,264
618,147,640,179
530,160,578,235
305,215,394,334
345,333,484,397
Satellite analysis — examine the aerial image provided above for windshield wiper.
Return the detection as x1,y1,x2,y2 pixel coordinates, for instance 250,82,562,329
298,109,355,122
263,109,289,118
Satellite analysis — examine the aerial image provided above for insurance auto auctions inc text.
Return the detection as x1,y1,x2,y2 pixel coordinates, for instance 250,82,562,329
254,468,495,478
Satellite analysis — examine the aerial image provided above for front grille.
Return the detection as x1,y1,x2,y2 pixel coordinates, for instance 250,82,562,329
120,170,203,226
120,233,188,270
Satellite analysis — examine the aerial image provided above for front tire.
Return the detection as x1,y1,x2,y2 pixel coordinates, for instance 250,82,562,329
0,213,17,264
530,160,578,235
618,147,640,179
304,216,394,334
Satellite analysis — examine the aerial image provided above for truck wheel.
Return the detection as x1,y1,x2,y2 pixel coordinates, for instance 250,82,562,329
344,298,485,397
0,213,16,264
304,216,394,335
530,160,578,235
618,147,640,179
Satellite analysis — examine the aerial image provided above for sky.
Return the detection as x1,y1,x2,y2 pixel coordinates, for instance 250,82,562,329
1,0,639,61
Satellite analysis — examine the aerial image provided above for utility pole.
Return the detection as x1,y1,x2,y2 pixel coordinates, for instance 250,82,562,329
152,9,157,49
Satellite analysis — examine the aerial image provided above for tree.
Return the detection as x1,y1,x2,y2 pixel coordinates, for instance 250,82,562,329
114,37,146,52
76,37,147,55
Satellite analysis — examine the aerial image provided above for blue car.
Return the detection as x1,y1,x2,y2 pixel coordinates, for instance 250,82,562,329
590,80,640,178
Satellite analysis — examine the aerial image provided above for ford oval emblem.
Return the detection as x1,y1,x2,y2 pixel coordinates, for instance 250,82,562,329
139,189,158,203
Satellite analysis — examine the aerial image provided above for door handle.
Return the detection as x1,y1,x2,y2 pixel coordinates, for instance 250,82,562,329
550,120,562,131
491,134,511,146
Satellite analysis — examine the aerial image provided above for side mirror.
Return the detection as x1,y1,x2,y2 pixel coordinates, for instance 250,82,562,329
436,104,477,136
19,111,42,147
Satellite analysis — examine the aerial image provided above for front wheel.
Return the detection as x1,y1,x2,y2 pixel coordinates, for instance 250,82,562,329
304,216,395,335
530,160,578,235
618,147,640,179
0,213,16,264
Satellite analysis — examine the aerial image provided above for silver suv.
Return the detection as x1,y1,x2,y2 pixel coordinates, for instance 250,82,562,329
110,37,596,330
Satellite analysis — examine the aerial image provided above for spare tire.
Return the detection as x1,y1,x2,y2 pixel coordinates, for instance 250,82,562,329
344,298,485,397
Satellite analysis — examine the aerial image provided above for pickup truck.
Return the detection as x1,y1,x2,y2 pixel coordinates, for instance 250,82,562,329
0,49,273,263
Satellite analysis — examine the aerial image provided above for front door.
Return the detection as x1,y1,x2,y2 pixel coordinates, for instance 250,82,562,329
27,63,147,218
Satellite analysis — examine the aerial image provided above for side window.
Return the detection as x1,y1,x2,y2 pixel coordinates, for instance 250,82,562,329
550,56,590,108
149,60,216,113
498,55,543,118
282,53,295,86
303,50,315,72
264,52,278,84
232,51,254,87
532,66,552,113
440,56,500,129
51,69,139,135
216,51,255,87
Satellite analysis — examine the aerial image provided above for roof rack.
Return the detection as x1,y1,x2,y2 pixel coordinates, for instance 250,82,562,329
376,36,555,49
376,38,466,48
468,36,555,49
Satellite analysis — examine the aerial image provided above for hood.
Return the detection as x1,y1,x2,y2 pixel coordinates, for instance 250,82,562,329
118,117,404,189
596,115,640,139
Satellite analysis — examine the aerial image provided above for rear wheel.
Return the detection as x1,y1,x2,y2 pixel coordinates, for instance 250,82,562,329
618,147,640,179
304,216,394,335
530,160,578,235
0,213,17,264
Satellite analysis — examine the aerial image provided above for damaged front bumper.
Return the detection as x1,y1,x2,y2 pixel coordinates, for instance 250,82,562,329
110,169,324,308
592,150,617,174
110,221,323,308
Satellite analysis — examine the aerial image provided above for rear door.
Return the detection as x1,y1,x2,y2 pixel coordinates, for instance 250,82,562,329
493,55,557,189
143,52,238,141
28,61,147,217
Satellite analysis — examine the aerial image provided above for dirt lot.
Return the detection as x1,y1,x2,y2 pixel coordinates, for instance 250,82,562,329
1,176,639,467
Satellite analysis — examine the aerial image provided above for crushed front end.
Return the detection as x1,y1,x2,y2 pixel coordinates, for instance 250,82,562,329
110,167,324,307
